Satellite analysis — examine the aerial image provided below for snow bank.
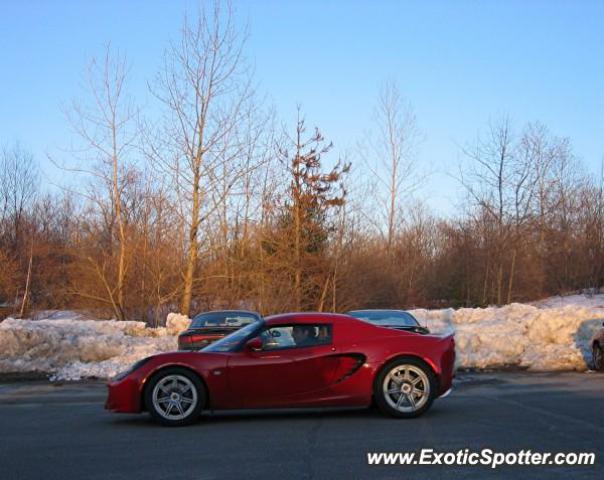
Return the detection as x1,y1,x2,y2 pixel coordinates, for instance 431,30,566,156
0,299,602,380
0,315,189,381
410,301,604,371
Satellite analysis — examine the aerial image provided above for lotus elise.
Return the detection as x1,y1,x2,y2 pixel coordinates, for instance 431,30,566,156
106,312,455,426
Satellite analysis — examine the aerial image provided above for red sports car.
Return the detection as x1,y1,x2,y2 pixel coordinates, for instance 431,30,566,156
106,312,455,426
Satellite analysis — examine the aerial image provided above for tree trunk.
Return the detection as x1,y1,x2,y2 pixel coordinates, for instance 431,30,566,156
317,275,330,312
112,144,126,320
507,248,517,304
19,241,34,318
181,171,201,317
496,262,503,305
482,257,490,306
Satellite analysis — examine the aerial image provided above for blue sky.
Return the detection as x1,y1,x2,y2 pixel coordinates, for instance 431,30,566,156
1,0,603,214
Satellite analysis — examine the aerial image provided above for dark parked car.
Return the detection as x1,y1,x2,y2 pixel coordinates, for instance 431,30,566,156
178,310,262,351
592,321,604,371
347,309,430,335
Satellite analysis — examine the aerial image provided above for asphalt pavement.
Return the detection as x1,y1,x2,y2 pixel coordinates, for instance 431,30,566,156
0,372,602,480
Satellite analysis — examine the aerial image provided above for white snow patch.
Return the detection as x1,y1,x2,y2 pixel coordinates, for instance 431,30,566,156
410,303,603,371
530,293,604,311
165,312,191,334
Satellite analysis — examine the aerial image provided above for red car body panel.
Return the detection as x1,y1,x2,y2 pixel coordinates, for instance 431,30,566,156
106,312,455,414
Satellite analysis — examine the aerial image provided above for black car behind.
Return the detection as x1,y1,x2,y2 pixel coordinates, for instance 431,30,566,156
178,310,262,351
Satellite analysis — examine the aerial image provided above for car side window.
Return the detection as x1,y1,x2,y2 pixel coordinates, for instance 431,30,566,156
261,324,332,350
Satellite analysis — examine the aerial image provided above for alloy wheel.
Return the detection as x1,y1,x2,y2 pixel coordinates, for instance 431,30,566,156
151,374,198,420
382,364,430,413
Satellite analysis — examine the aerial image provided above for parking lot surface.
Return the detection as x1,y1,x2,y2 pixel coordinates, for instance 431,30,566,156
0,372,602,480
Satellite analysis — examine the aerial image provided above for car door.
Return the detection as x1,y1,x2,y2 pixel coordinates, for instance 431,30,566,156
225,323,339,408
225,325,299,408
286,324,341,394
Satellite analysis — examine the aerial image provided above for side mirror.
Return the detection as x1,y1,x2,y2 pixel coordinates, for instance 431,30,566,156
245,337,263,351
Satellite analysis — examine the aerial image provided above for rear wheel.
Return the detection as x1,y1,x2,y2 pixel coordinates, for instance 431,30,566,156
374,358,437,418
144,367,205,426
593,344,604,372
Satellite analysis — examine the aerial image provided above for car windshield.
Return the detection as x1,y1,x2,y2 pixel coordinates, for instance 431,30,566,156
202,322,260,352
347,310,419,327
190,312,257,328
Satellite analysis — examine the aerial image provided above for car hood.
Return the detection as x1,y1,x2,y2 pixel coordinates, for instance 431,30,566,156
144,349,228,365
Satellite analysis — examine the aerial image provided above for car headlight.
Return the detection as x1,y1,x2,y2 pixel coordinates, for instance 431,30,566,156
112,357,152,382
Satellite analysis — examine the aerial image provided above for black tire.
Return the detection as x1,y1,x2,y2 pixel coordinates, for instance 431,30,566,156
593,343,604,372
374,357,437,419
144,367,206,427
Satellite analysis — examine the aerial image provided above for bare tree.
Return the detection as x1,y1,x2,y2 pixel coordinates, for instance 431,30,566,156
360,81,421,249
0,143,38,314
57,46,138,320
460,117,515,226
459,117,543,303
460,117,513,304
147,1,252,316
0,143,38,247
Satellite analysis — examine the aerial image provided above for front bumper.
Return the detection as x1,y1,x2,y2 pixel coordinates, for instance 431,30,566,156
105,377,143,413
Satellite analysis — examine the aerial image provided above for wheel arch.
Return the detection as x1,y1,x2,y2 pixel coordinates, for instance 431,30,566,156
373,354,440,392
141,364,210,411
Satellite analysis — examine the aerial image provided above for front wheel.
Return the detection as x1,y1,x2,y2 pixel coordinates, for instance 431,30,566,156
144,367,206,426
374,358,437,418
593,344,604,372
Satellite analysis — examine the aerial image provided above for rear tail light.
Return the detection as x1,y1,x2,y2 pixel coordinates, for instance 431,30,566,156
180,333,221,343
189,335,214,344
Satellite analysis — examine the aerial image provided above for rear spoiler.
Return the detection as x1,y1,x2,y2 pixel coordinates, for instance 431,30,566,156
380,325,431,335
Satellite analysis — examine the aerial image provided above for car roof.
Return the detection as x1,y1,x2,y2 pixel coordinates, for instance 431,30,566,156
263,312,416,343
264,312,355,326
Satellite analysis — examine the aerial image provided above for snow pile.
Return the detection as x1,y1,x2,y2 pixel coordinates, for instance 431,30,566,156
0,298,603,380
411,302,603,371
0,317,179,381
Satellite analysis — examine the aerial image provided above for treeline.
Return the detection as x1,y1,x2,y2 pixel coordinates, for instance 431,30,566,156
1,4,603,323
